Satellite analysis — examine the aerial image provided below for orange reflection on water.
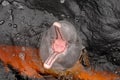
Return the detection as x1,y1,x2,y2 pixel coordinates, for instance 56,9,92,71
0,45,44,78
78,70,119,80
0,45,119,80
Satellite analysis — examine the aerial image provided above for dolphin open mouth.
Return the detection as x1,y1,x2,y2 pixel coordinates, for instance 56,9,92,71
44,22,68,69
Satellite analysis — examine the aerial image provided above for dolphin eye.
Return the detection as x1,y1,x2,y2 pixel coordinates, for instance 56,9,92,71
50,37,54,43
68,40,72,44
50,36,54,39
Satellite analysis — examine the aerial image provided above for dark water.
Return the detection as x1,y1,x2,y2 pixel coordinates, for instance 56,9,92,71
0,0,120,80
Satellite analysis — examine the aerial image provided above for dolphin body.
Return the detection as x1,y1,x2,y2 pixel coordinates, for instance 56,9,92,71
40,20,84,71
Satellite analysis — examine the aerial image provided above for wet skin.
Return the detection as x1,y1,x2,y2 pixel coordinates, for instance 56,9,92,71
44,22,68,69
40,20,83,71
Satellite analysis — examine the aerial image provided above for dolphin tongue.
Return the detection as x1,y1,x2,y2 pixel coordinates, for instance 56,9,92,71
44,53,60,69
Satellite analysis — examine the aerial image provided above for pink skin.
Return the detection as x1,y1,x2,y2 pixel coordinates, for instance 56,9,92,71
44,22,68,69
